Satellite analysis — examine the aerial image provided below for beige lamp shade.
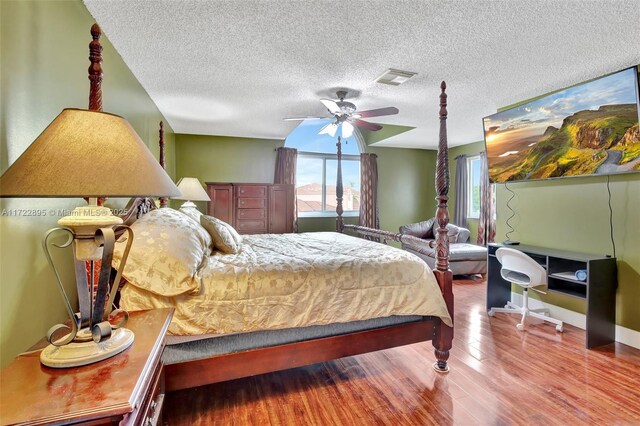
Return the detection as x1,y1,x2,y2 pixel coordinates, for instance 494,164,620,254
0,109,180,197
174,177,211,201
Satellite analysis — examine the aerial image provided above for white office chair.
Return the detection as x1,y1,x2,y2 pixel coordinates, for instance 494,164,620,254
488,248,564,332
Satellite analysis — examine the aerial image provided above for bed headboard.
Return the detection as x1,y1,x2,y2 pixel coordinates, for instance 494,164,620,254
116,119,166,223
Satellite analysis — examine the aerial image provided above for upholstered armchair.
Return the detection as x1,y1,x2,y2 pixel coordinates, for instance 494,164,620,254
400,218,471,244
399,218,487,276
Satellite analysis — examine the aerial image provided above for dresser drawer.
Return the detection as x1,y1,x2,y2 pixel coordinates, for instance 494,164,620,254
237,219,267,234
136,366,164,426
237,209,266,219
237,185,267,198
238,198,266,209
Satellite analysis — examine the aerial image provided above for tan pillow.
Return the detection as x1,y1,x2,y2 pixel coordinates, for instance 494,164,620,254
179,206,203,222
220,219,243,245
200,214,243,246
112,208,210,297
178,207,212,249
200,215,239,254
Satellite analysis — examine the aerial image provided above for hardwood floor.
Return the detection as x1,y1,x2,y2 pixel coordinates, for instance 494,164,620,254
163,278,640,425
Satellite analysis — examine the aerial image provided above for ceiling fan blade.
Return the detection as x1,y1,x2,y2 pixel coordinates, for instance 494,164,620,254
319,122,338,137
352,119,383,131
320,99,341,114
283,116,324,121
341,121,354,138
354,106,399,118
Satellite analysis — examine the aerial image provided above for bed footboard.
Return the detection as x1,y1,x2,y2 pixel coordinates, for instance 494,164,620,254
341,82,454,373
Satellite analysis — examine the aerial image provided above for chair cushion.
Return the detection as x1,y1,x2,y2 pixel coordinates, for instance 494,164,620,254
399,218,435,239
501,269,531,285
431,221,471,244
402,242,487,262
449,244,487,261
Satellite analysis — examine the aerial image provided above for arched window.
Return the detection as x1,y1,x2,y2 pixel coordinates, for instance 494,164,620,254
285,120,363,217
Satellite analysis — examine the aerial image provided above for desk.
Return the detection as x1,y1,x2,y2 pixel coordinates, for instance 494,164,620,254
487,243,617,348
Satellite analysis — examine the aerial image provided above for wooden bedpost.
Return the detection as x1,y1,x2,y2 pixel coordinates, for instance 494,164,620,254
159,121,168,208
336,136,345,232
88,23,103,112
432,81,454,373
88,23,104,209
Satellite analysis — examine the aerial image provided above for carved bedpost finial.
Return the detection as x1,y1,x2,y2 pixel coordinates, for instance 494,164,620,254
432,80,453,374
439,81,448,119
435,81,450,272
88,23,103,112
336,136,344,233
159,121,168,208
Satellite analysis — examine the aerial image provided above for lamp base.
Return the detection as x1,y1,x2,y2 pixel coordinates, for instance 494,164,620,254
180,200,197,209
40,327,134,368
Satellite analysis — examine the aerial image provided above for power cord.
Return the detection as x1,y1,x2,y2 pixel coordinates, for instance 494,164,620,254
606,175,616,258
503,181,519,245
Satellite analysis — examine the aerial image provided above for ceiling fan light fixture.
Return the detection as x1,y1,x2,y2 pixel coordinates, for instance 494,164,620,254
319,122,338,137
342,121,354,138
320,99,341,114
375,69,417,86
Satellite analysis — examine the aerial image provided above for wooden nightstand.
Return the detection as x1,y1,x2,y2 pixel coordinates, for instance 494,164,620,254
0,308,174,425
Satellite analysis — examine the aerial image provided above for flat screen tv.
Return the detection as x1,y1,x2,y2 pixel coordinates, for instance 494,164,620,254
484,67,640,183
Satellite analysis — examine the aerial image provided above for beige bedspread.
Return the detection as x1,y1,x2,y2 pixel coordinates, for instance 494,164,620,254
121,232,452,336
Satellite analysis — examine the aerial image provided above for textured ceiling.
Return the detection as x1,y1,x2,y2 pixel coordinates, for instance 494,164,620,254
84,0,640,149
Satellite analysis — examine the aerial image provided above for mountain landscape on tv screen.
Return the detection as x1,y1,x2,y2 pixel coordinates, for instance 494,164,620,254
485,68,640,182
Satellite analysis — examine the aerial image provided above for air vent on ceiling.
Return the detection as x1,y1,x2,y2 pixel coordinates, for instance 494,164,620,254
375,69,417,86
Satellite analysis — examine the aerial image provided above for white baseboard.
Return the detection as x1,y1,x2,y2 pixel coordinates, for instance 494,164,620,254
510,292,640,350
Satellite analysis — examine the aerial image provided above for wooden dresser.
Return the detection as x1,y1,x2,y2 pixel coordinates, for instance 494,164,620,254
206,183,295,234
0,308,174,426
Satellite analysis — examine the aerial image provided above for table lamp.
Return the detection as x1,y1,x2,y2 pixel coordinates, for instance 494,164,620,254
0,108,180,368
174,177,211,211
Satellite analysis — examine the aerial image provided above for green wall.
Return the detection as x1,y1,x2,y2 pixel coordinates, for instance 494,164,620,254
0,0,175,366
493,66,639,332
493,174,640,331
368,146,436,234
448,141,485,242
451,143,639,331
453,70,640,331
175,134,437,238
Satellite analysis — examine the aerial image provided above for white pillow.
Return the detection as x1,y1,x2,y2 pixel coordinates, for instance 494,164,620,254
113,208,210,296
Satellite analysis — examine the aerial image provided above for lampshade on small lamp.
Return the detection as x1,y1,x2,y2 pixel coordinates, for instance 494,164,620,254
174,177,211,210
0,108,180,368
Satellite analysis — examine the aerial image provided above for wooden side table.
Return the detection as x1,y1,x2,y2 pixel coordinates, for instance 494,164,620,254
0,308,174,425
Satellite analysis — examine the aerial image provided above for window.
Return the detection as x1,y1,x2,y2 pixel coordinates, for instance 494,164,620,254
467,155,481,219
285,120,361,217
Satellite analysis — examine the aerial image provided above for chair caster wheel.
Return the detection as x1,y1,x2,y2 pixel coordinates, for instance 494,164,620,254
488,310,495,317
556,325,564,332
516,323,525,331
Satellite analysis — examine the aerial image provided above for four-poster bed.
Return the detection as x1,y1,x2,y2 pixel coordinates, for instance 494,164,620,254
89,23,455,389
336,82,454,371
131,83,454,389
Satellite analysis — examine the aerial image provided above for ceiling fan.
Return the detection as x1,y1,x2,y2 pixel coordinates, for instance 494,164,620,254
284,90,399,138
